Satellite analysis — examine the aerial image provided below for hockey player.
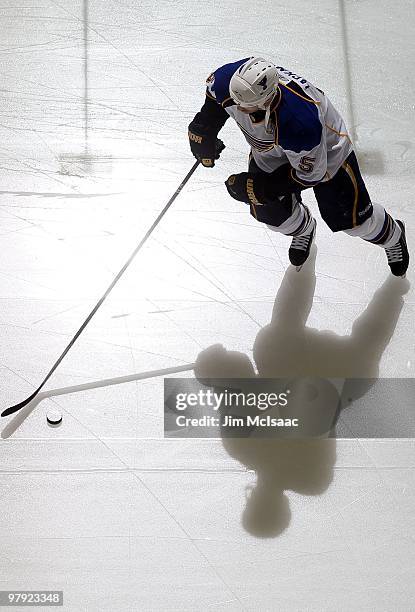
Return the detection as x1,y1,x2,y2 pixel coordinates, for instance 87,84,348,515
188,57,409,275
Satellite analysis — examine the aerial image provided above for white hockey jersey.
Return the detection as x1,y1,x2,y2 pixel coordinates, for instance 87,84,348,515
206,59,353,186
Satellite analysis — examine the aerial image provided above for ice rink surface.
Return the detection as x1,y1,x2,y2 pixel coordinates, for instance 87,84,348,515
0,1,414,610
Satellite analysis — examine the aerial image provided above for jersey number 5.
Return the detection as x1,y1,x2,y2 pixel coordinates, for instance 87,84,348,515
298,156,315,173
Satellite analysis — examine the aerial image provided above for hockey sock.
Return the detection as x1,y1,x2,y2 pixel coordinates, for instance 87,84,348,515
343,202,401,248
267,202,315,237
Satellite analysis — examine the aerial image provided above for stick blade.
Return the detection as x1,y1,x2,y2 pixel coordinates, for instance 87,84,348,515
2,390,40,417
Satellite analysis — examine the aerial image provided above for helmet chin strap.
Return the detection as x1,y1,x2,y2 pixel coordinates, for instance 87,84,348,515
262,87,280,134
263,97,275,134
264,104,272,134
234,86,279,135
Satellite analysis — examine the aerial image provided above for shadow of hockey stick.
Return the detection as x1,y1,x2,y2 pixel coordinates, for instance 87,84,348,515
1,363,195,439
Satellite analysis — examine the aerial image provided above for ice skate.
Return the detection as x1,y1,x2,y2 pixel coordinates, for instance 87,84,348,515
385,220,409,278
289,218,317,271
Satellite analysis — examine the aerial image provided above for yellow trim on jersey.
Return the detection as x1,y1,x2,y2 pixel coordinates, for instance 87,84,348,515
280,82,321,105
206,90,216,101
236,121,275,152
325,124,352,142
291,168,318,187
342,162,359,227
221,96,233,107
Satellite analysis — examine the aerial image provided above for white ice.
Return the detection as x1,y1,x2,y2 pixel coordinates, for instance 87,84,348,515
0,1,414,610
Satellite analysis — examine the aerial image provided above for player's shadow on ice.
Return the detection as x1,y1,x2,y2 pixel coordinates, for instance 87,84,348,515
194,247,409,538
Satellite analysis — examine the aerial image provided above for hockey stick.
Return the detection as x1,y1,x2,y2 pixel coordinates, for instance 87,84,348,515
2,159,202,418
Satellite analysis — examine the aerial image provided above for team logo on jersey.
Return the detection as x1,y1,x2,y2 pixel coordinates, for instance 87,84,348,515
206,72,214,85
258,76,268,91
298,156,316,173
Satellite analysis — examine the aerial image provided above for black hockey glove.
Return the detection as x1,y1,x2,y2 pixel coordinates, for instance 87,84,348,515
188,120,225,167
225,167,306,205
225,172,264,205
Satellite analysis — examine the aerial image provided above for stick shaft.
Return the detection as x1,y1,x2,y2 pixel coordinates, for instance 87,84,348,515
2,160,200,417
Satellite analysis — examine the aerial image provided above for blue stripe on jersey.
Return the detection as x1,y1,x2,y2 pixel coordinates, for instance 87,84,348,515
211,58,251,105
276,83,322,153
236,122,274,152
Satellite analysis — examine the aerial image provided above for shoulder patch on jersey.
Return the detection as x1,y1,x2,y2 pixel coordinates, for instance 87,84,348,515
211,57,251,106
276,83,322,153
